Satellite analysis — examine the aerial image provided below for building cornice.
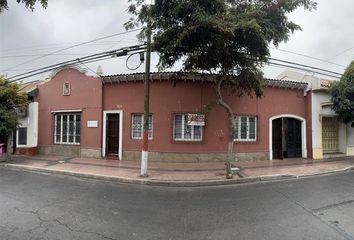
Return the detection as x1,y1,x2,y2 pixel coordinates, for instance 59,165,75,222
102,72,308,90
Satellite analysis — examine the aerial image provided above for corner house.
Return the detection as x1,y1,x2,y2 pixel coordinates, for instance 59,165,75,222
34,67,310,162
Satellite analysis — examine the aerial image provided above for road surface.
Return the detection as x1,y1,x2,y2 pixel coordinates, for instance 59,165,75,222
1,168,354,239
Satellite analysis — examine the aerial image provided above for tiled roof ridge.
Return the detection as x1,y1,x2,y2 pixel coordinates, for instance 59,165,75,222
102,71,308,89
320,79,332,88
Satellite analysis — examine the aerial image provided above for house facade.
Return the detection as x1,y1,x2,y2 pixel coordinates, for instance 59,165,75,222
19,67,311,162
102,73,310,162
36,68,103,158
278,70,354,159
12,81,43,155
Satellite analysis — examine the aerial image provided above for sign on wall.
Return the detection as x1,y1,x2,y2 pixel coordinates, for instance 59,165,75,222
187,114,205,126
87,121,98,128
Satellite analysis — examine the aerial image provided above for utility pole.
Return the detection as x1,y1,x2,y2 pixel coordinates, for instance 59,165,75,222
141,2,153,177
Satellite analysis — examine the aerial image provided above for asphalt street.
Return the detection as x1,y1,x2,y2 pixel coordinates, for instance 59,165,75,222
1,168,354,240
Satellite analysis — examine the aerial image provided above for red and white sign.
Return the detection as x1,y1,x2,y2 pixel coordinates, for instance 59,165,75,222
187,114,205,126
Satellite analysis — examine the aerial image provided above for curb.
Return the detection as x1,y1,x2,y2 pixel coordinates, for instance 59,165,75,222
1,163,354,187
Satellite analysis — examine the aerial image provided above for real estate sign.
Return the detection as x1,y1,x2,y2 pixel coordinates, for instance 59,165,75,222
187,114,205,126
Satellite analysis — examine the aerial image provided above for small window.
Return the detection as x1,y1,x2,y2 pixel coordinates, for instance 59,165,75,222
173,114,203,141
63,83,71,96
131,114,153,140
55,113,80,144
18,127,27,145
233,116,257,141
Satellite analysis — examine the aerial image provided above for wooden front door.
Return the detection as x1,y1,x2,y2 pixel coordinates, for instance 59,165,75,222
285,118,302,158
322,117,339,153
272,118,302,159
106,114,120,156
272,118,283,159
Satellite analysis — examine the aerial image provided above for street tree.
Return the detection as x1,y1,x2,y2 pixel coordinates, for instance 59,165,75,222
126,0,317,178
0,0,47,13
330,60,354,127
0,76,28,145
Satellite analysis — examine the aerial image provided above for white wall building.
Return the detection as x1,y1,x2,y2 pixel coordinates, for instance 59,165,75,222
14,81,43,155
16,102,39,150
278,70,354,159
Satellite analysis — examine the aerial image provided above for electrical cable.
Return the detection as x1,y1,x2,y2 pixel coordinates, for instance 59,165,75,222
125,52,144,71
77,59,102,77
6,44,345,83
269,47,346,68
0,39,138,53
7,43,145,80
265,61,341,79
1,28,143,72
7,44,147,83
0,53,95,58
327,45,354,60
268,58,342,76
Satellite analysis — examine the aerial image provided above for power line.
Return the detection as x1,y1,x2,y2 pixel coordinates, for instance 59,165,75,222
7,44,344,83
77,60,101,77
326,45,354,60
265,61,341,79
1,28,143,72
0,39,138,53
244,55,343,78
7,44,147,83
10,56,115,83
0,40,139,56
0,53,96,58
269,47,346,68
268,58,342,76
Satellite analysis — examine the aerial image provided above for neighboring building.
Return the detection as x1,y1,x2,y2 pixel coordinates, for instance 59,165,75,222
14,80,43,155
278,70,354,159
36,67,103,158
32,67,309,162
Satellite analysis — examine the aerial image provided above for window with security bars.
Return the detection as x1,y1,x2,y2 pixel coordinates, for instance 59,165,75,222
233,116,257,141
131,114,153,140
173,114,202,141
54,114,81,144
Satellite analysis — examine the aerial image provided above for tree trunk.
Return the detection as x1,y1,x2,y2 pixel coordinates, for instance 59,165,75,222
215,79,234,179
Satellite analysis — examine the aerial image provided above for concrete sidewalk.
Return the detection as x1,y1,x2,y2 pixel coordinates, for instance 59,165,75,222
2,154,354,187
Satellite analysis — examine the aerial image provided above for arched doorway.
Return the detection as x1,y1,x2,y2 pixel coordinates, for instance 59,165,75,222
269,115,307,160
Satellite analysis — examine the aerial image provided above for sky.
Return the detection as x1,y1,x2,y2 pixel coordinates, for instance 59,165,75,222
0,0,353,83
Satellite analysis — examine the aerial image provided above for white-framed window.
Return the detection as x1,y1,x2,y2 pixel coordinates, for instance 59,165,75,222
131,114,153,140
54,113,81,145
233,116,257,141
173,114,203,141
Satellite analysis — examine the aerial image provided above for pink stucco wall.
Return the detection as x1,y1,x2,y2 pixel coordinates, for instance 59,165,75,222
103,81,308,154
36,68,309,159
37,68,102,151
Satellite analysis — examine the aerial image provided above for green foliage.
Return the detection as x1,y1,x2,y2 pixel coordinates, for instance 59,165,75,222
126,0,316,177
0,76,28,137
200,101,216,115
0,0,47,13
330,61,354,126
126,0,316,98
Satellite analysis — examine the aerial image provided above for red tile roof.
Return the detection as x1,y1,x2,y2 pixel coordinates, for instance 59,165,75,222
320,80,332,88
102,72,308,90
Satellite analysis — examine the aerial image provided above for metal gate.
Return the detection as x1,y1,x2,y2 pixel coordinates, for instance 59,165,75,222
322,117,339,153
